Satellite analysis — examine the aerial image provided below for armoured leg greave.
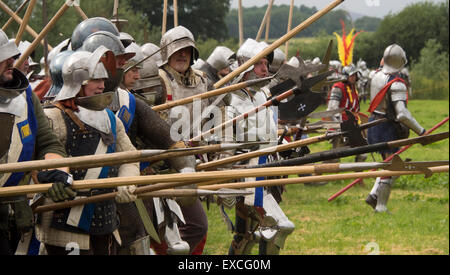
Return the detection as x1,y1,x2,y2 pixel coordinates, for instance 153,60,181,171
366,177,381,209
258,194,295,255
374,177,394,213
228,203,261,255
165,222,190,255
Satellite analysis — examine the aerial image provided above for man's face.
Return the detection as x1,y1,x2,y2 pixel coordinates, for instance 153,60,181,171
0,57,15,84
168,47,191,74
348,74,357,84
218,67,231,78
253,58,269,78
81,79,105,97
123,67,140,90
18,59,30,75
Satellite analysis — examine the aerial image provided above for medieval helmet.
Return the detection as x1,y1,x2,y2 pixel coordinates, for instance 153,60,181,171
124,42,145,72
134,43,161,90
45,50,75,100
382,44,407,74
342,64,360,80
70,17,123,51
237,39,274,66
206,46,236,72
158,25,199,67
80,31,135,60
119,32,134,48
0,29,20,63
55,46,114,102
269,48,286,73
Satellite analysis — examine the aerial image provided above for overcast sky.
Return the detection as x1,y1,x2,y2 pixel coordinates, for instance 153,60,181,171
230,0,446,18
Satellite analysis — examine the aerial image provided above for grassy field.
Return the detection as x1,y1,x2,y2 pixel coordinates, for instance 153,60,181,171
201,99,449,255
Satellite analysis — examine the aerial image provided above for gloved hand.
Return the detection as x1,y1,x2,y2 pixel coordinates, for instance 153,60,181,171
115,185,137,203
38,170,76,202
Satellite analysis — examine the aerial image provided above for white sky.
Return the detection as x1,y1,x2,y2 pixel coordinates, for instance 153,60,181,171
230,0,446,18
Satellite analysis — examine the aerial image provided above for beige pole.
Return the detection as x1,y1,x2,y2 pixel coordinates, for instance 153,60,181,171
0,0,52,50
285,0,294,56
14,0,36,45
13,1,71,69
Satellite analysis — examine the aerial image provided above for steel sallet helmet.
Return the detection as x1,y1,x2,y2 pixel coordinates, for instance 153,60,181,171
55,46,114,101
134,43,161,90
158,25,199,67
70,17,122,51
382,44,407,74
0,29,20,63
124,42,145,71
206,46,236,72
342,64,360,79
45,50,75,99
269,48,286,73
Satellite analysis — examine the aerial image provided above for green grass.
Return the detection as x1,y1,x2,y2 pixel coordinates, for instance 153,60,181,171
201,99,449,255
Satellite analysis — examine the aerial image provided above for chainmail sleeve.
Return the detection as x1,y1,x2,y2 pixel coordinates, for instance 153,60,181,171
134,96,175,149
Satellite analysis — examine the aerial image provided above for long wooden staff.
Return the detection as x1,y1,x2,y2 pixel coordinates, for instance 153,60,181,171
328,116,450,202
0,0,52,50
14,0,36,45
1,0,30,31
214,0,345,89
13,1,72,69
196,118,386,170
0,166,352,198
0,142,264,174
201,165,449,190
285,0,294,56
173,0,178,27
73,5,88,20
238,0,243,46
151,76,273,111
29,159,448,212
162,0,168,35
255,0,274,41
264,3,272,42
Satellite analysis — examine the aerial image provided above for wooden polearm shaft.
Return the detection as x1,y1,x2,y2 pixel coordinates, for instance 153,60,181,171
173,0,178,27
285,0,294,56
238,0,243,46
190,87,296,142
196,118,387,171
201,165,449,190
255,0,274,41
162,0,168,35
328,116,450,202
14,0,36,45
0,0,52,50
151,76,273,111
264,2,272,42
0,166,355,197
13,1,71,69
249,132,449,169
0,143,262,174
214,0,345,89
1,0,30,31
74,5,88,20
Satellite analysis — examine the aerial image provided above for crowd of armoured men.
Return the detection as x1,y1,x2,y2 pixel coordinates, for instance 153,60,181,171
0,15,424,255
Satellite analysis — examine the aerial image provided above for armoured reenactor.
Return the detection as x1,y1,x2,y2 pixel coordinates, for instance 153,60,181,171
156,25,209,254
133,43,165,106
221,38,294,255
357,59,371,103
34,46,139,255
78,28,200,255
198,46,236,90
0,30,68,255
121,42,144,91
366,44,426,213
321,64,366,183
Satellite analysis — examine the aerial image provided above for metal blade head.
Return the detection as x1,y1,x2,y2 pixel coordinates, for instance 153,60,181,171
308,108,345,119
340,111,368,147
277,89,324,122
